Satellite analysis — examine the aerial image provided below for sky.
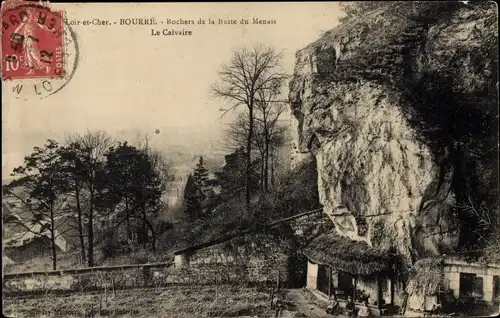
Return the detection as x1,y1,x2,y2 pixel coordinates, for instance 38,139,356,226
2,2,344,177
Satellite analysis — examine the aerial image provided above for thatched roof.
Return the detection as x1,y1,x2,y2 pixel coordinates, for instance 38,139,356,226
406,257,444,296
302,232,393,276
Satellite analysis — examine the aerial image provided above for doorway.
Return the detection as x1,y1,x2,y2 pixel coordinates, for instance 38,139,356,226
317,264,332,295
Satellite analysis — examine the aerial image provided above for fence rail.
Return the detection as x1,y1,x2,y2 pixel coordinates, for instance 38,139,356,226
266,208,324,227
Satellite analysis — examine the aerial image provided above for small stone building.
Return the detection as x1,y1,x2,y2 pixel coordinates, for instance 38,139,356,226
443,258,500,304
405,257,500,314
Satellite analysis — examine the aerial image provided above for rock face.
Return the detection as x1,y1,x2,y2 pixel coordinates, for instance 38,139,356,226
289,3,498,262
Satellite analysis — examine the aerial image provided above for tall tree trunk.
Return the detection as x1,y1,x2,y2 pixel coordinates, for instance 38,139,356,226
125,197,131,240
141,222,148,248
75,182,86,265
142,214,157,253
87,189,94,267
264,137,270,192
245,106,254,207
50,204,57,270
140,204,149,248
270,152,275,188
51,230,57,270
260,152,265,190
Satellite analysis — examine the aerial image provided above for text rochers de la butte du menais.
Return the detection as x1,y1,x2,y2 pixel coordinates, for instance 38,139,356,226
64,17,277,36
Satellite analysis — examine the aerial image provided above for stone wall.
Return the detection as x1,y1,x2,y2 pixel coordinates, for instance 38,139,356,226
3,257,288,296
176,232,292,285
3,263,173,295
162,262,287,286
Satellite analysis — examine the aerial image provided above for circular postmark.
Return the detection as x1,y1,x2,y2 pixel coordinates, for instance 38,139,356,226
1,3,79,100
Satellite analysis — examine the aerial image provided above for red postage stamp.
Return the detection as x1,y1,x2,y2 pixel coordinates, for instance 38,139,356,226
2,3,65,79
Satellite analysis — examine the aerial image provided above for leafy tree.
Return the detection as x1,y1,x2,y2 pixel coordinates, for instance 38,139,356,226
131,148,164,252
6,140,71,270
193,156,210,195
104,142,141,241
183,174,202,218
57,142,88,265
66,130,114,267
214,147,261,201
104,142,165,252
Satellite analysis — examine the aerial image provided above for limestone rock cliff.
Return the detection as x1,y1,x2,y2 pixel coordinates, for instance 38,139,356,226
289,2,498,262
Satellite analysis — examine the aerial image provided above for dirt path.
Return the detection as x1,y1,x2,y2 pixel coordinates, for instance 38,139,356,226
280,289,333,318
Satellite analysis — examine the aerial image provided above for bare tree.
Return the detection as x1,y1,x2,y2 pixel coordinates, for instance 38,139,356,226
255,85,287,191
222,112,263,158
211,45,286,206
222,102,287,192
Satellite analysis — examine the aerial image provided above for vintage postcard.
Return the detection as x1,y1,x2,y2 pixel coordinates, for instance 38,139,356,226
2,1,499,317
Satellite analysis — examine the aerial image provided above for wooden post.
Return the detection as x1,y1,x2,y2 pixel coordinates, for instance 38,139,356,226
99,291,102,315
328,267,332,297
390,278,394,305
215,273,218,298
270,288,275,308
376,273,382,308
277,271,280,291
353,275,358,302
111,277,116,298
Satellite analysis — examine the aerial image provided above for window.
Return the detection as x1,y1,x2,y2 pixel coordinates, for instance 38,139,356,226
460,273,483,298
460,273,473,297
494,276,500,299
